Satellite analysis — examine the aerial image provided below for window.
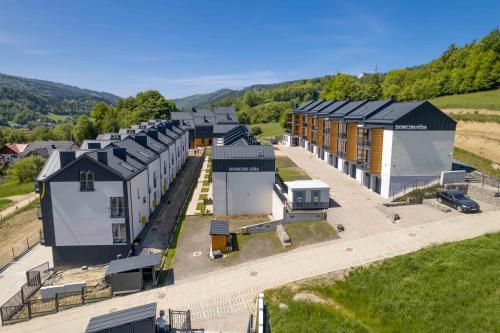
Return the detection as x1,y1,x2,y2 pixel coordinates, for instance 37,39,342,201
110,197,125,217
163,162,167,175
153,171,157,188
294,191,305,203
112,223,126,243
79,171,94,191
311,190,321,203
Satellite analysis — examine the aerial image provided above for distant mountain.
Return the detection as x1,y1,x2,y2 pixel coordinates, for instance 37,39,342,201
0,72,120,126
174,88,238,110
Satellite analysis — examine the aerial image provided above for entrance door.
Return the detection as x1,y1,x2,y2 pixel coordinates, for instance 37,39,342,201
363,172,370,188
350,163,356,179
374,177,381,194
343,161,349,174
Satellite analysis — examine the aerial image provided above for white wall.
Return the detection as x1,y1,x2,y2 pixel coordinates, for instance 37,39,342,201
380,130,394,198
159,148,170,195
147,158,162,212
128,169,150,239
271,191,285,220
213,171,274,215
175,139,182,172
355,168,363,183
169,144,177,180
337,157,345,172
51,181,124,246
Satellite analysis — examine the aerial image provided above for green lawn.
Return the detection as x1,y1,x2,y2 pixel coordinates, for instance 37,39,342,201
252,122,285,139
0,175,34,198
276,155,311,181
47,112,72,122
0,198,13,210
266,232,500,333
430,88,500,111
454,147,500,177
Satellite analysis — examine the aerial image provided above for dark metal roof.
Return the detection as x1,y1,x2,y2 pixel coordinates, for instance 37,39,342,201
171,112,193,120
213,106,236,115
128,133,167,153
212,145,275,159
210,220,229,235
365,101,457,130
222,125,259,145
306,100,336,115
215,114,239,124
106,253,161,275
344,99,395,122
318,100,350,117
22,140,77,158
85,303,157,332
328,100,369,119
297,100,325,113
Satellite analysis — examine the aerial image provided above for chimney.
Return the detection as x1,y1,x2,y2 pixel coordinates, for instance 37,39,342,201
113,147,127,161
97,151,108,165
134,135,148,147
171,119,180,126
147,129,159,140
156,124,166,135
59,151,76,168
192,107,196,112
88,142,101,149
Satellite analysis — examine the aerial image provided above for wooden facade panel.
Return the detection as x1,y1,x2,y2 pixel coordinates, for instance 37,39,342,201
306,117,313,141
346,123,358,161
211,235,229,253
298,114,303,137
317,119,324,146
329,121,338,153
370,128,384,174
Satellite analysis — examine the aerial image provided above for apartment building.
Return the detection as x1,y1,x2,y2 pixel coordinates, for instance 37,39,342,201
37,120,189,267
284,99,456,198
171,107,239,147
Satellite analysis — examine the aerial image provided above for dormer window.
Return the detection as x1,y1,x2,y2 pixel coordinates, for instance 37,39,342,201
79,170,94,191
257,150,264,157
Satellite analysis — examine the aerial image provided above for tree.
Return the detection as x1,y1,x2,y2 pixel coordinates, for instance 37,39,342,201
251,126,262,136
321,74,363,100
362,74,383,99
72,115,96,145
90,102,114,133
9,155,45,183
134,90,177,119
51,123,74,141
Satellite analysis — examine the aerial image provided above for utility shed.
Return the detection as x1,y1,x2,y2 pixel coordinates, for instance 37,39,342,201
210,220,231,253
105,253,160,294
285,180,330,210
85,303,157,333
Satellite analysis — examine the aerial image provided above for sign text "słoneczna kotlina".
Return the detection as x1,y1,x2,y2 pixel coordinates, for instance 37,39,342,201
228,166,260,172
394,124,427,130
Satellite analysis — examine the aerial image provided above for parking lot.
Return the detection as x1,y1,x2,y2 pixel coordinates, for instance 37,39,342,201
277,144,495,241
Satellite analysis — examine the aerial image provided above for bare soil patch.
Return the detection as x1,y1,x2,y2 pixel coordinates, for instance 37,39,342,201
443,108,499,115
455,121,500,163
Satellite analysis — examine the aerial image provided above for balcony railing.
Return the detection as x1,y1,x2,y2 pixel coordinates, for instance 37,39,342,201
357,140,370,148
339,133,347,139
356,160,369,170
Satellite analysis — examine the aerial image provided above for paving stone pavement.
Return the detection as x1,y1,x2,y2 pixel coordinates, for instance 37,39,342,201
3,209,500,332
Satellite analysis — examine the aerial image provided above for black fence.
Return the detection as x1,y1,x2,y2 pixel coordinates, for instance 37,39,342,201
1,261,112,326
1,262,52,325
0,229,43,273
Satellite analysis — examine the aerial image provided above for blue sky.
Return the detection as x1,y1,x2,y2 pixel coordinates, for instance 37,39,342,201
0,0,498,99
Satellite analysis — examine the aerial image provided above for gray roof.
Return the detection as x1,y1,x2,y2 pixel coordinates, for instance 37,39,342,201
111,138,158,164
365,101,425,124
106,253,161,275
318,100,350,116
344,99,395,121
128,133,167,153
213,124,241,135
95,133,123,141
170,111,193,120
297,100,324,113
306,100,334,114
328,100,369,119
210,220,229,235
85,303,157,332
215,114,239,124
212,145,275,159
213,106,236,115
87,148,146,179
22,140,77,158
194,116,215,126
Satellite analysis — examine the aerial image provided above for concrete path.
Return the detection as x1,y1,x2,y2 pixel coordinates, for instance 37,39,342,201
4,210,499,332
186,157,209,216
0,192,37,220
0,244,52,305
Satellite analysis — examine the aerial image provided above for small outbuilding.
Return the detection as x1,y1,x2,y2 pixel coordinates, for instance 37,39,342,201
285,180,330,210
105,253,161,295
210,220,231,253
85,302,157,333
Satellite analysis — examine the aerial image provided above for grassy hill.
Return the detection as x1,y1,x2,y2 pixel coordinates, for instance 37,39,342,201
0,72,120,126
266,232,500,333
430,88,500,111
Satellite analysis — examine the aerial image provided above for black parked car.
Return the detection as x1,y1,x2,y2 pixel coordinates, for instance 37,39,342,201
436,190,480,213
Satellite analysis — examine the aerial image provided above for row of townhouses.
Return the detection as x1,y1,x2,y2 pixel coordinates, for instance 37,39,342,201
284,99,457,198
171,106,239,147
37,120,189,268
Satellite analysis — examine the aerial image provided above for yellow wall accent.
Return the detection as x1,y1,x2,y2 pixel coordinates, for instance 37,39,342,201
140,215,147,225
346,123,358,161
40,182,46,199
211,235,229,253
306,117,313,141
370,128,384,174
329,121,338,154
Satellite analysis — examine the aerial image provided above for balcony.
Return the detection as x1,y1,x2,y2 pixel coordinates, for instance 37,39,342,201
357,140,371,148
339,133,347,139
356,160,369,170
338,151,346,158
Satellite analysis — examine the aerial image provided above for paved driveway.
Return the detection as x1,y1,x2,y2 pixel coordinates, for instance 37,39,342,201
3,210,499,333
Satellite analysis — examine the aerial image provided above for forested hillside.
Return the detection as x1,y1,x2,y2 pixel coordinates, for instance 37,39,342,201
0,72,120,127
175,29,500,126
